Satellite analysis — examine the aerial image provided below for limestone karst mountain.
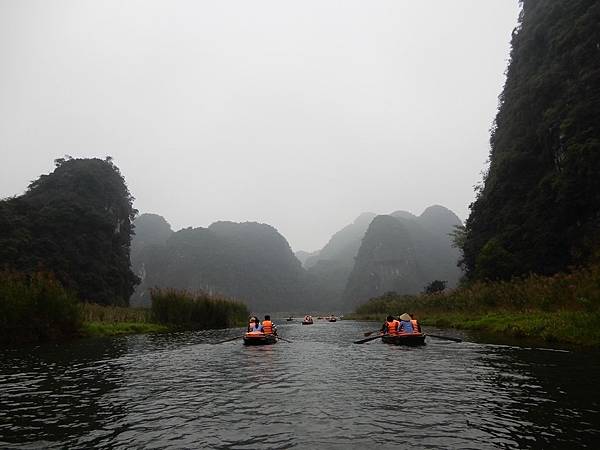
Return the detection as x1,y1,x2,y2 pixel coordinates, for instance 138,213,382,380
342,205,462,308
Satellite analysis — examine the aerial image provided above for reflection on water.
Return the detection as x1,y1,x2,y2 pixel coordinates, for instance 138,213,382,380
1,321,599,448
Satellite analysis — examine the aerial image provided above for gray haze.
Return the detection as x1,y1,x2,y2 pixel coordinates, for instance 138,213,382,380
0,1,520,251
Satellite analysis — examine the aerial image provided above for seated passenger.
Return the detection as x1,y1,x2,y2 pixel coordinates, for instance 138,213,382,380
380,315,399,335
261,315,277,335
398,313,414,333
247,316,262,333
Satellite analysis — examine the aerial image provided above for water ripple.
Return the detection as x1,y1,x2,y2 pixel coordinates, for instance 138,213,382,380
1,321,599,448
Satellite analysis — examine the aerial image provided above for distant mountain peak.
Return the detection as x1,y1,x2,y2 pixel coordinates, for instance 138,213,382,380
390,210,417,220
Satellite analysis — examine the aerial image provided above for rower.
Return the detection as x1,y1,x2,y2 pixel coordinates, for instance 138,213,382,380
410,313,421,333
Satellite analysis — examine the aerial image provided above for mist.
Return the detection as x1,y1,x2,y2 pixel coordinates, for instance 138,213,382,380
0,0,520,251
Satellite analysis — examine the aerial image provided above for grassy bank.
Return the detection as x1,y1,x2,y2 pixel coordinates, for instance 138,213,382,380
82,321,169,337
351,265,600,347
81,290,249,337
1,270,250,343
79,303,169,337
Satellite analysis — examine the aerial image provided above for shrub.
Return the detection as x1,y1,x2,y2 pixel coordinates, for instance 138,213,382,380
355,265,600,317
0,271,81,344
150,288,248,329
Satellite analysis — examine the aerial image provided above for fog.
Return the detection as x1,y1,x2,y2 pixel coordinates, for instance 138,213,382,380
0,0,520,251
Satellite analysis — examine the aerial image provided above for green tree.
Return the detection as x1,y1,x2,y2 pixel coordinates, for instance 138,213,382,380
423,280,447,294
0,157,139,305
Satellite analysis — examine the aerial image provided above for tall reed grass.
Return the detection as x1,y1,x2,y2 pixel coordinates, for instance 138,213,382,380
151,288,248,329
79,302,151,323
0,271,80,344
355,265,600,317
352,265,600,346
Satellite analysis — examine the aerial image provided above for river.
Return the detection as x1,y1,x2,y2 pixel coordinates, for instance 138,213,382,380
1,320,599,449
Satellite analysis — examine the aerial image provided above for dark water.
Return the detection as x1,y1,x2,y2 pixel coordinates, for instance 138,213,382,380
1,320,599,449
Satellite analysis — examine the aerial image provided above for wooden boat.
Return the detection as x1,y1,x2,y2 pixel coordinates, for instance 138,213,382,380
302,315,314,325
328,317,337,322
243,332,278,346
381,333,426,346
286,317,294,321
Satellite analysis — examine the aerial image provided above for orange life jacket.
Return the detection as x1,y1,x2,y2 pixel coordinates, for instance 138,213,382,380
411,319,420,333
262,320,273,334
386,320,399,334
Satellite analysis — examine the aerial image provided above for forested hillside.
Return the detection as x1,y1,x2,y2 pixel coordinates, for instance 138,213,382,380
130,219,310,311
0,157,138,305
462,0,600,280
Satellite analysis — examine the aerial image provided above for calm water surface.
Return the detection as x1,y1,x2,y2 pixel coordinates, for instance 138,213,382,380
1,320,599,449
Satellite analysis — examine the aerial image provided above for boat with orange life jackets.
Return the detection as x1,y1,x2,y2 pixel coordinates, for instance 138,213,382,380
244,315,278,345
381,332,426,346
243,332,278,346
380,313,426,345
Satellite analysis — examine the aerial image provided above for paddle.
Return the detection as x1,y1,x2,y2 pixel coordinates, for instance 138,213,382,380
276,336,292,343
354,334,383,344
363,329,382,337
426,333,462,343
213,335,245,344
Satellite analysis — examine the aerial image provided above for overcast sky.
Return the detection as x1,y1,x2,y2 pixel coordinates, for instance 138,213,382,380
0,0,520,252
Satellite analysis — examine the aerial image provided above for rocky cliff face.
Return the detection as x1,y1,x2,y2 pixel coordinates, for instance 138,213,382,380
343,206,462,308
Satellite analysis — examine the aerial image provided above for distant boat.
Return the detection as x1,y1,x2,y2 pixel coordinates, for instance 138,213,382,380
302,315,314,325
286,317,293,322
328,317,337,322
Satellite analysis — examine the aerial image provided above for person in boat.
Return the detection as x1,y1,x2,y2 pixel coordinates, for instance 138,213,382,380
380,315,399,335
409,313,421,333
398,313,414,333
262,315,277,335
247,316,261,333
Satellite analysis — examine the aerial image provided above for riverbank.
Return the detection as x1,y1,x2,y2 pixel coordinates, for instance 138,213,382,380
79,303,169,337
80,291,249,338
1,271,249,344
346,310,600,347
350,265,600,347
82,321,170,337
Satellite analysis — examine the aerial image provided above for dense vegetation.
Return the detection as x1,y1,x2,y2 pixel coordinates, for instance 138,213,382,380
0,157,139,305
351,1,600,347
151,288,248,329
352,265,600,346
462,0,600,281
0,271,80,344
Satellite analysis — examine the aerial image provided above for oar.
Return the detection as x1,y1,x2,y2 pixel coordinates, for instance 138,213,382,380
426,333,462,343
354,334,383,344
363,329,382,337
276,336,292,343
213,335,245,344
